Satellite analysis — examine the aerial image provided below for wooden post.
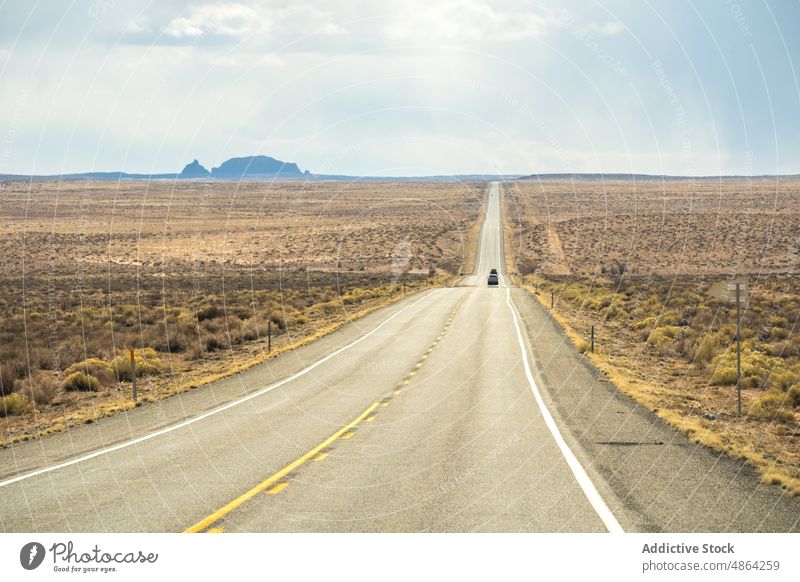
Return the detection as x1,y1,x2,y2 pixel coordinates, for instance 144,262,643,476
591,325,595,353
130,348,137,402
268,320,272,354
736,283,742,416
551,291,554,309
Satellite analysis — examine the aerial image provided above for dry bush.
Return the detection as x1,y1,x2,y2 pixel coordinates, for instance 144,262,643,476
692,333,719,366
748,390,795,423
14,371,58,404
647,326,686,356
65,358,115,386
202,333,224,353
111,348,163,381
789,385,800,407
63,371,101,392
0,357,27,396
242,315,268,341
0,393,33,417
711,349,790,389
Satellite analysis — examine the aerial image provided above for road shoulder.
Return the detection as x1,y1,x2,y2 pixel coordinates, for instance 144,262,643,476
511,287,800,532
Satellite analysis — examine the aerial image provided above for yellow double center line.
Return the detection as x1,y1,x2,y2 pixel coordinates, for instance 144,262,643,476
184,402,379,533
184,299,465,533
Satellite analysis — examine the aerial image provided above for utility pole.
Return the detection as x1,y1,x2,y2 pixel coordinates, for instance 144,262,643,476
130,348,137,402
736,282,742,416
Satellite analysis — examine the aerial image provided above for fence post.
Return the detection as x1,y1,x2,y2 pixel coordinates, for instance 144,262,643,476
130,348,137,402
736,283,741,416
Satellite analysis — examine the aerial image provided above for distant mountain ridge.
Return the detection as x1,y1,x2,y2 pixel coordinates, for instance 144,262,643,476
2,156,798,183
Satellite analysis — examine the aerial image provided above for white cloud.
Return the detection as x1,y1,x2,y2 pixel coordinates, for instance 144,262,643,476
384,0,557,43
165,3,264,37
163,2,346,39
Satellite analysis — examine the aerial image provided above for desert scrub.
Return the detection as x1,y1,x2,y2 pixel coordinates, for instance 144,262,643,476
63,371,101,392
710,348,794,389
748,390,796,423
575,339,590,354
646,326,686,356
630,315,657,334
0,357,27,396
692,333,721,366
789,385,800,406
65,358,115,386
14,371,58,404
111,348,163,381
0,392,33,417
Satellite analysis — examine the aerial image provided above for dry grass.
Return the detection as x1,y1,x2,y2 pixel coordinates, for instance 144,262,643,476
506,178,800,497
505,178,800,276
0,179,482,445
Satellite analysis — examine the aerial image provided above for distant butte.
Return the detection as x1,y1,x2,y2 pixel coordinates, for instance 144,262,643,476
178,159,210,178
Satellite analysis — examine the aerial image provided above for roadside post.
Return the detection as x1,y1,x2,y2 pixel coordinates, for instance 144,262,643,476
709,277,748,416
130,348,137,402
736,283,742,416
268,321,272,354
551,291,554,309
591,325,595,353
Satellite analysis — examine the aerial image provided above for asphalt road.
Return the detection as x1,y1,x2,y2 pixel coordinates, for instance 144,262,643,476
1,183,797,532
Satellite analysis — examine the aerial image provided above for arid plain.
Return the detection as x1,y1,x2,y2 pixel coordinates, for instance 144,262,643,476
0,179,483,444
505,178,800,495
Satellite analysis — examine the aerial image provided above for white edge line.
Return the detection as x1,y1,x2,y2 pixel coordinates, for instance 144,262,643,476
0,292,433,488
505,287,624,533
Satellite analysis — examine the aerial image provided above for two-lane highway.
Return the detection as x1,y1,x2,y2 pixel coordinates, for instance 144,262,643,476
0,182,618,532
177,184,620,532
2,182,798,532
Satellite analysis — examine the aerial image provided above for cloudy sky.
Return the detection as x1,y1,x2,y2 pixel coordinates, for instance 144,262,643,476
1,0,799,176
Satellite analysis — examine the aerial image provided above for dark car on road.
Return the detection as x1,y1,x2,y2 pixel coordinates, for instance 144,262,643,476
488,272,499,286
